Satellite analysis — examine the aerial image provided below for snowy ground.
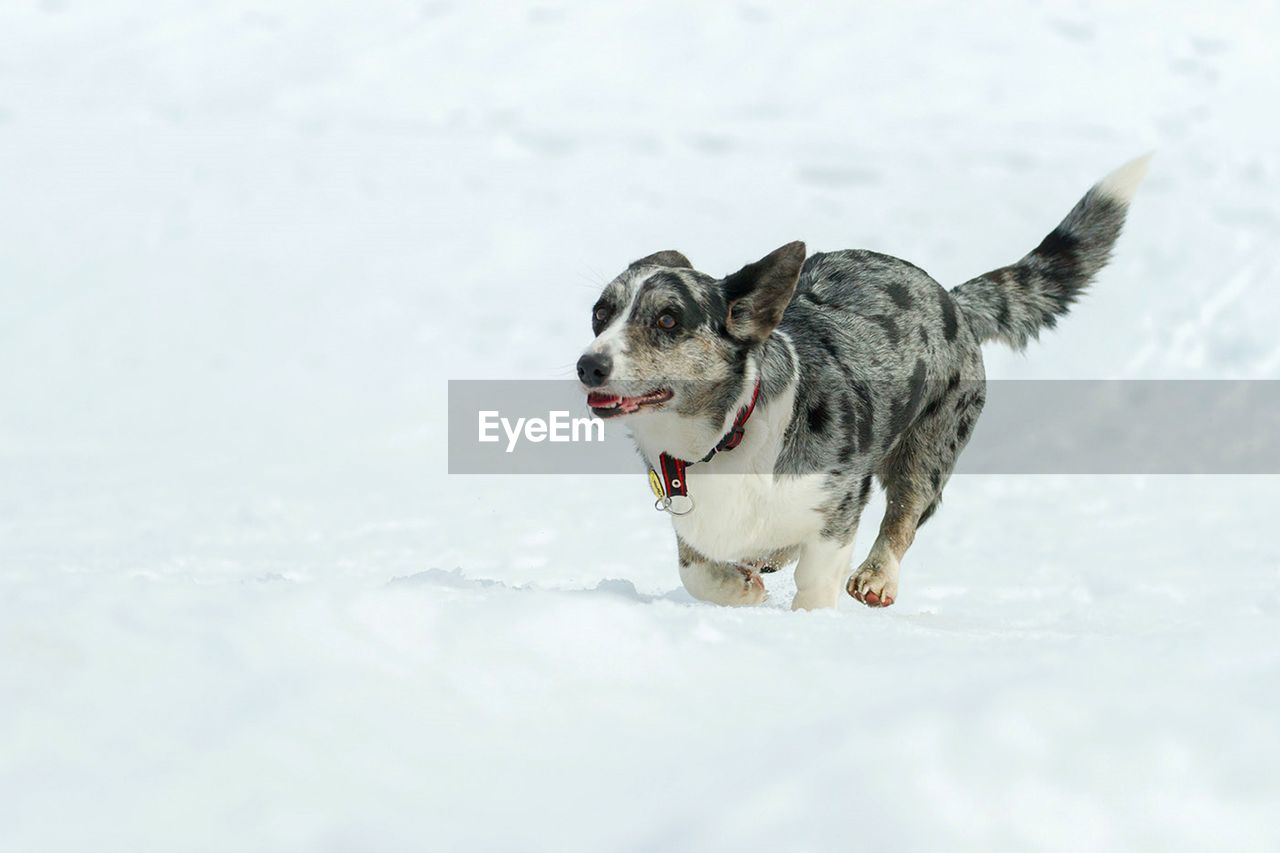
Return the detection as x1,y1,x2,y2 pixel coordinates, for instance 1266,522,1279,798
3,1,1280,850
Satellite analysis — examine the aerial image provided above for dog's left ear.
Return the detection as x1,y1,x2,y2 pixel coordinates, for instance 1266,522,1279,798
723,241,806,343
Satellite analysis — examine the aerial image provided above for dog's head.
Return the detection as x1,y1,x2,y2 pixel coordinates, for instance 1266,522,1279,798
577,242,805,424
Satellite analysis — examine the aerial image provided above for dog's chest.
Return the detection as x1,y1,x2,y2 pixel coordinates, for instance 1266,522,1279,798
670,469,825,563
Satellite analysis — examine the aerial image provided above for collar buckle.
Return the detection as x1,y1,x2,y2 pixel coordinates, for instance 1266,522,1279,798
718,425,746,452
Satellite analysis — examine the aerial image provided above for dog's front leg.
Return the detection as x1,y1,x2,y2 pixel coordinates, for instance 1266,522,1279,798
792,537,856,611
677,536,767,607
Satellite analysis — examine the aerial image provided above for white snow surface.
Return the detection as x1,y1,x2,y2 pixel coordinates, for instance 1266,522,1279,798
3,1,1280,851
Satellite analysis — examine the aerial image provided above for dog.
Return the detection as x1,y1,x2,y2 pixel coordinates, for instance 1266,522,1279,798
577,156,1148,610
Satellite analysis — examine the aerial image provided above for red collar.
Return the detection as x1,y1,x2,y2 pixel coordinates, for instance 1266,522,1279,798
651,380,761,514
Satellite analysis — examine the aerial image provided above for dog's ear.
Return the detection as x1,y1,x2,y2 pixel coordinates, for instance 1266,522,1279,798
629,250,692,270
722,241,806,343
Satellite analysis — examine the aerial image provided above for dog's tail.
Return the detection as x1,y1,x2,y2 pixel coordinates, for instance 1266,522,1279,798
950,154,1150,349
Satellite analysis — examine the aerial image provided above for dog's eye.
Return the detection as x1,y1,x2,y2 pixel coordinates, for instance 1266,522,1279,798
593,307,610,323
657,313,678,331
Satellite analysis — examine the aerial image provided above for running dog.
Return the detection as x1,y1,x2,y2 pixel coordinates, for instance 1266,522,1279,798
577,156,1148,610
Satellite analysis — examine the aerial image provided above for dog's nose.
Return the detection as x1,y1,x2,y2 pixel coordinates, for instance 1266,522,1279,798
576,353,613,387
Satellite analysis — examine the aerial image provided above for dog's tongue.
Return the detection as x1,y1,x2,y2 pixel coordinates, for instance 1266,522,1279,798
587,392,621,408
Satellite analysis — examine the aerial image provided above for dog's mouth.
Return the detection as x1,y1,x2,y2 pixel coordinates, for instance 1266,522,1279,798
587,388,674,418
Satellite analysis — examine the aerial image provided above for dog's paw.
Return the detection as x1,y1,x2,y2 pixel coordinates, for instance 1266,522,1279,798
733,566,768,606
679,561,767,606
790,588,839,611
847,558,899,608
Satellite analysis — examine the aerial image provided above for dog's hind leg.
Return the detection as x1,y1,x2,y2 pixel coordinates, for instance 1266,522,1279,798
677,536,767,606
849,375,985,607
847,478,926,608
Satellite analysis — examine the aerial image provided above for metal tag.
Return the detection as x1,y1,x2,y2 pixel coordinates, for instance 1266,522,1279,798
654,495,694,516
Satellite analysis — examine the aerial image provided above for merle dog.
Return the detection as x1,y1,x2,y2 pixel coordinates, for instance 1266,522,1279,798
577,156,1148,610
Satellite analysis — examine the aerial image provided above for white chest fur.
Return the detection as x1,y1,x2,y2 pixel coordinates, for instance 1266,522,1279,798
636,383,827,563
671,466,826,563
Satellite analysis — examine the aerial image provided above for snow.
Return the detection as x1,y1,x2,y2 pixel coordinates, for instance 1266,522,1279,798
2,1,1280,850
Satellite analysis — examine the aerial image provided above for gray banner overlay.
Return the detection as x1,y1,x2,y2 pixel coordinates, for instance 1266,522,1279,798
448,380,1280,475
